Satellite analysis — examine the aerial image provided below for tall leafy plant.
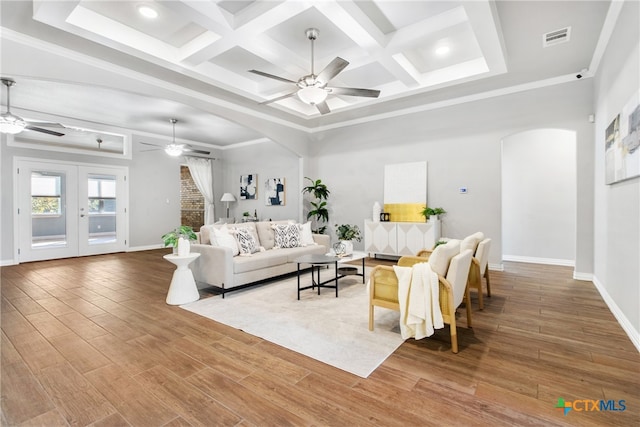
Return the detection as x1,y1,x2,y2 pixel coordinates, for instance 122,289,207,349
302,177,330,234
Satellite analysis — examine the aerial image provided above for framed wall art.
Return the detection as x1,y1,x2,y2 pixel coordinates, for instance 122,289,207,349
605,90,640,184
265,177,285,206
240,174,257,199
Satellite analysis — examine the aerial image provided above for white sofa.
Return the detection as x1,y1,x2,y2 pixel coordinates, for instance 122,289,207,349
190,220,330,296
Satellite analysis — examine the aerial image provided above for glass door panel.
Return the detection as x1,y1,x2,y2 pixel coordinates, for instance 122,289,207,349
18,161,78,262
78,166,127,256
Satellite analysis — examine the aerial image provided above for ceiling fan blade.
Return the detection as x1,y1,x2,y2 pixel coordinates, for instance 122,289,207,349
316,57,349,84
328,87,381,98
25,121,66,128
183,147,210,155
260,92,298,105
138,141,163,148
249,70,297,84
24,125,65,136
315,101,331,115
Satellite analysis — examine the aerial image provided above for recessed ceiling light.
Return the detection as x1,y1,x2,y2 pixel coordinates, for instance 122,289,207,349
435,46,450,56
137,5,158,19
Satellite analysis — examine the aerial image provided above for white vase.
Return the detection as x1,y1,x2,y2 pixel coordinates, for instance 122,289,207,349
372,201,381,222
177,237,190,256
341,240,354,255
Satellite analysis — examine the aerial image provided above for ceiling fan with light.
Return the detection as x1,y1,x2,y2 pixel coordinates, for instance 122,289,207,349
0,78,65,136
139,118,211,157
249,28,380,115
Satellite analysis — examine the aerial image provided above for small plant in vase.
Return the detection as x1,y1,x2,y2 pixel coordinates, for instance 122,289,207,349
162,225,197,256
420,206,447,222
334,223,362,255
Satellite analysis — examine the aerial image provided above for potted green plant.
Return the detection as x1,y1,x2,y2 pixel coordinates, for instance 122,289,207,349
420,206,446,222
334,223,361,255
162,225,197,254
302,177,330,234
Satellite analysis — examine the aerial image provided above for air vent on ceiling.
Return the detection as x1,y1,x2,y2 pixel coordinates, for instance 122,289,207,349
543,27,571,47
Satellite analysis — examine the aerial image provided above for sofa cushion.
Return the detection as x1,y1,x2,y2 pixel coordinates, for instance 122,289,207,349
255,220,292,250
429,239,460,276
273,224,301,248
233,250,289,274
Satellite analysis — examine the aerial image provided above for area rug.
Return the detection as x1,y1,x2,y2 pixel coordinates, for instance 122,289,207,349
181,270,404,378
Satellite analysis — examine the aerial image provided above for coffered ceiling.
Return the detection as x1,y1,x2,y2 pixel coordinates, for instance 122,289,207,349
0,1,613,148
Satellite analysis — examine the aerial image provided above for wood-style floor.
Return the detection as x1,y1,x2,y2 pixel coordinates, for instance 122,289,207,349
1,250,638,426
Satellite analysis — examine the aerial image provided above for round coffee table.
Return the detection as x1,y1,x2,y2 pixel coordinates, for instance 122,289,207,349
294,254,341,300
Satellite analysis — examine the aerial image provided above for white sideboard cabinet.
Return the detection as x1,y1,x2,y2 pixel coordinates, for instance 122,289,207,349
364,220,440,257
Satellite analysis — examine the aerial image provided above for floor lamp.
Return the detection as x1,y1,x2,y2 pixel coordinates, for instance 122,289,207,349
220,193,236,218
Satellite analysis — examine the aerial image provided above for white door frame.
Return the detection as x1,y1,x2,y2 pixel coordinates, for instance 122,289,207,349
14,157,129,263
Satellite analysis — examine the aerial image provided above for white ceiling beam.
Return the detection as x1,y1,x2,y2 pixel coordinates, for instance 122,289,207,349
386,54,422,87
176,31,222,64
314,0,387,50
463,0,507,74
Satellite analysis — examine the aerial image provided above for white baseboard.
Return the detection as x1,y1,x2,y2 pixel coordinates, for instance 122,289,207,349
592,275,640,352
573,271,593,281
1,258,17,266
502,254,575,267
127,244,165,252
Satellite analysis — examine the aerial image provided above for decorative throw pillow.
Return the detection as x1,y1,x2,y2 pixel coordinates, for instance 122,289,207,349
233,227,259,255
460,232,484,254
429,239,460,276
298,221,316,246
273,224,301,248
211,224,239,256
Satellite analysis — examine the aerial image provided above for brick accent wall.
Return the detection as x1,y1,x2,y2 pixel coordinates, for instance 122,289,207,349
180,165,204,229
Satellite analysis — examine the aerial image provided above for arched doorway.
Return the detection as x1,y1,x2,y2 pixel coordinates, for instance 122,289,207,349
501,129,577,265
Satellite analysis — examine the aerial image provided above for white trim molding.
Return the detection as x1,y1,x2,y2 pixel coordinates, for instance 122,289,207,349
592,275,640,352
502,255,575,267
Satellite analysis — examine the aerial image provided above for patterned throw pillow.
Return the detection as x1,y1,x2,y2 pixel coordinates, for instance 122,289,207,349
234,227,258,255
273,224,301,248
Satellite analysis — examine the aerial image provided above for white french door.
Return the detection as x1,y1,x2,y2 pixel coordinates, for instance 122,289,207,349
16,159,128,262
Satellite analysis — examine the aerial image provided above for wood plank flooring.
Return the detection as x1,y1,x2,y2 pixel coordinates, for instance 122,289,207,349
1,250,638,426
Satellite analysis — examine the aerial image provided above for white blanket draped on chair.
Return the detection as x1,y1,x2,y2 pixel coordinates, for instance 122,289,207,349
394,262,443,339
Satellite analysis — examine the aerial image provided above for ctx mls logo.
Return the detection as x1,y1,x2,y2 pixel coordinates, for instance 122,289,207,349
555,398,626,416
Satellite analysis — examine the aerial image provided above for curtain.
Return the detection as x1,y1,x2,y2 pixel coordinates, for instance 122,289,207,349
185,157,215,225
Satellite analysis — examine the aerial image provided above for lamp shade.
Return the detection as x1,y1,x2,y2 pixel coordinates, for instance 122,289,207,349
297,86,328,105
220,193,236,202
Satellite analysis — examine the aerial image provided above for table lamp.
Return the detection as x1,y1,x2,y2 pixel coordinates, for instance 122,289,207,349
220,193,236,218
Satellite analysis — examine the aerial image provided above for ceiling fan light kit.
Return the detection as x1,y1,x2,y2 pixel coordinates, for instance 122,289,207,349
0,78,27,134
297,86,327,105
165,143,184,156
0,112,26,134
249,28,380,115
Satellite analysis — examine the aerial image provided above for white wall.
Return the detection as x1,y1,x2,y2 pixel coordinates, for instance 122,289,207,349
593,0,640,347
502,129,576,264
305,80,594,272
221,140,301,223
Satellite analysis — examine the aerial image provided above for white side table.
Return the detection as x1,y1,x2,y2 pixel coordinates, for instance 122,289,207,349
163,253,201,305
